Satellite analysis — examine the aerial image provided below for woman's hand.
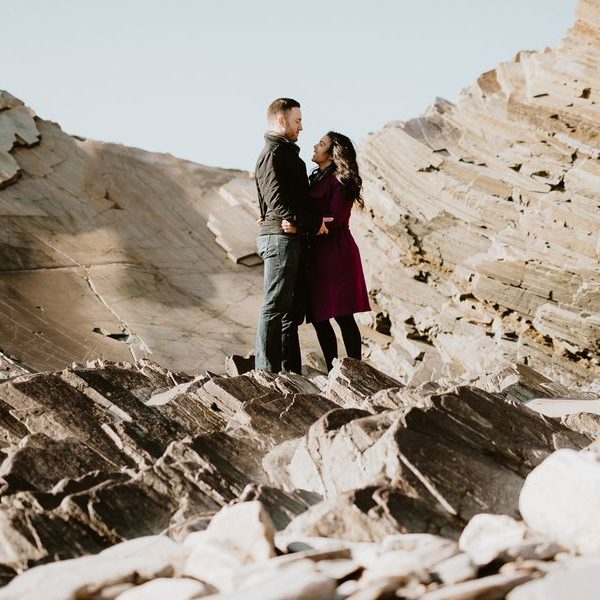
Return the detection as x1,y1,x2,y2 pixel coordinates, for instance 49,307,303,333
317,217,334,235
282,219,298,234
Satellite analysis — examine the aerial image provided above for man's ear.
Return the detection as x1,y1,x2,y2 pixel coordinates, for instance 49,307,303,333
277,113,287,130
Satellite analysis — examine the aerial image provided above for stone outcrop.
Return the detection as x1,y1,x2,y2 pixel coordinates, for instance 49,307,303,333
1,0,600,597
352,0,600,387
0,356,595,597
0,96,269,375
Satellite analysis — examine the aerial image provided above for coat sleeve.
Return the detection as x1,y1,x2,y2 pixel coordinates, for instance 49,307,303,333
255,178,265,220
296,200,323,236
324,177,350,231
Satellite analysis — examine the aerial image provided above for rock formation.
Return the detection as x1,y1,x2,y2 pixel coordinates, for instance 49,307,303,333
1,0,599,388
353,0,600,387
0,89,268,375
0,357,596,597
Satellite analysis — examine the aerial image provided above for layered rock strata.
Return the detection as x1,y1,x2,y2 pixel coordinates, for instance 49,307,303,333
0,359,590,569
353,0,600,386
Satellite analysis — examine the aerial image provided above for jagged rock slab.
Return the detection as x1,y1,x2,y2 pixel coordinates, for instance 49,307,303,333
561,412,600,438
202,374,272,415
0,489,114,567
277,384,589,525
0,350,29,382
283,485,463,542
236,484,322,531
0,373,137,467
0,361,281,569
228,392,339,448
490,363,597,405
207,197,262,264
327,358,403,408
0,433,111,495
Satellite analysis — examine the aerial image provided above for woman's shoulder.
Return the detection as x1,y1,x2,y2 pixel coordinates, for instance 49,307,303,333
314,173,342,196
309,168,343,195
324,171,342,190
329,173,350,201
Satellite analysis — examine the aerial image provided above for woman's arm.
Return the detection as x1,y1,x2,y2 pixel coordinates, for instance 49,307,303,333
324,177,350,230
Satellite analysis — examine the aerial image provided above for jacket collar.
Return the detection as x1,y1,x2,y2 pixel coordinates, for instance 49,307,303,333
310,163,336,185
264,131,300,154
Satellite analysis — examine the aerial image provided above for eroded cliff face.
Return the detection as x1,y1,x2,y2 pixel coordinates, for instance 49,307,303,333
354,0,600,387
0,91,265,375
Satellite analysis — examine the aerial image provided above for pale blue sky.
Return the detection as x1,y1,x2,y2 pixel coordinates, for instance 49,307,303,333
4,0,578,171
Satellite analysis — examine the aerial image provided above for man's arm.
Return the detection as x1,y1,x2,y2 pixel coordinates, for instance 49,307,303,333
282,217,333,235
255,177,266,223
294,201,324,236
258,150,297,223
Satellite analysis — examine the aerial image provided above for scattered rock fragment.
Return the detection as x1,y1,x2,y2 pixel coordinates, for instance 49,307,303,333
117,577,215,600
182,501,276,591
519,448,600,554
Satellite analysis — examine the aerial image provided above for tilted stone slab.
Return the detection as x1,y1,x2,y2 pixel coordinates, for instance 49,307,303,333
0,433,112,495
0,490,112,569
202,375,272,415
0,106,40,152
0,397,29,449
283,386,589,522
228,393,339,448
0,374,136,468
0,151,20,188
328,358,403,407
284,485,463,543
63,368,190,460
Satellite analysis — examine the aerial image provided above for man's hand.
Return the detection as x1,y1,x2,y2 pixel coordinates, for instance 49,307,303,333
282,219,297,234
317,217,334,236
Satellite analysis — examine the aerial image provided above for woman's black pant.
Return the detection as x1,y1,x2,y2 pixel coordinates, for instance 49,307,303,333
312,313,361,372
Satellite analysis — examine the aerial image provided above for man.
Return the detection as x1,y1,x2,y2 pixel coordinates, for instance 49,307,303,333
254,98,329,373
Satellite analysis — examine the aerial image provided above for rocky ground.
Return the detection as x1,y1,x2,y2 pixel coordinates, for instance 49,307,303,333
0,356,597,598
0,88,268,375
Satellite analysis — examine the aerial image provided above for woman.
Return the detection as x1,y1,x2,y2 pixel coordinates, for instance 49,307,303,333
283,131,371,371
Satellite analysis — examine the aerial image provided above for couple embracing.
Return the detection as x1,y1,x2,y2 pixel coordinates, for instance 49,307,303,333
254,97,370,374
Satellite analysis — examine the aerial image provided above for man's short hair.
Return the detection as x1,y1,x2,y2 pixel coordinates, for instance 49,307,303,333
267,98,300,121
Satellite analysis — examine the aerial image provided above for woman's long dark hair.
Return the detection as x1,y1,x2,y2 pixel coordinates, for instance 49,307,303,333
327,131,363,208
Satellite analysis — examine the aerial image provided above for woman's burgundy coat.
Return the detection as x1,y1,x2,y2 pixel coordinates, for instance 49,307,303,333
306,170,371,323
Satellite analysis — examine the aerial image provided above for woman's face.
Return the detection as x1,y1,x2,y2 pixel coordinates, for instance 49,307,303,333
311,135,333,165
